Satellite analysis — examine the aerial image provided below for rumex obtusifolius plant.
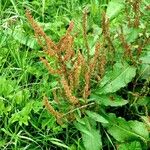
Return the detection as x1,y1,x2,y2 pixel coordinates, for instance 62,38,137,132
26,10,107,125
25,1,150,148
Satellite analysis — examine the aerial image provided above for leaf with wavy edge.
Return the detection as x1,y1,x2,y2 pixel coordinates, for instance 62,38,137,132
95,62,136,94
103,113,149,143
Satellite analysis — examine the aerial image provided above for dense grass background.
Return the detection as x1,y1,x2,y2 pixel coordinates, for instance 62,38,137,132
0,0,149,149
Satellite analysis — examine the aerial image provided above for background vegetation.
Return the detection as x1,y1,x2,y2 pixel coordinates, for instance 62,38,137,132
0,0,150,149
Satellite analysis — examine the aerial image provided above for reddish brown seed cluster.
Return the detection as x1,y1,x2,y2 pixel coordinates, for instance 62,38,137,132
119,26,133,61
43,96,63,125
82,9,90,61
61,76,79,105
26,10,106,125
132,0,141,28
101,12,115,60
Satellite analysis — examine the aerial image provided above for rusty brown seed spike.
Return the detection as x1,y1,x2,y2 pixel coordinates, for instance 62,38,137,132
102,11,115,56
67,21,74,34
119,26,133,62
26,10,57,52
132,0,141,28
73,52,83,89
83,67,91,100
43,96,63,125
40,57,62,75
98,52,107,79
83,9,90,62
61,77,79,105
53,89,60,104
26,10,102,123
68,71,74,91
90,42,100,74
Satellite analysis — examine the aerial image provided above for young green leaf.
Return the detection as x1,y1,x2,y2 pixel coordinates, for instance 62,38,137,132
9,101,34,126
106,0,125,20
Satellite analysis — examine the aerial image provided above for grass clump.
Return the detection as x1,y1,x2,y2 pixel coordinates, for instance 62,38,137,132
0,0,150,149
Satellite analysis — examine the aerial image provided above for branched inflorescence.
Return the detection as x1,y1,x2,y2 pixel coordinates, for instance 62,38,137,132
26,10,107,125
26,2,149,124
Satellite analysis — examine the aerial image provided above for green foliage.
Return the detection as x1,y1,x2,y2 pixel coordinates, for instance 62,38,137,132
0,0,150,149
95,62,137,94
118,141,142,150
9,101,33,126
75,117,102,150
104,113,149,143
90,94,128,106
106,0,125,20
139,52,150,79
85,110,108,123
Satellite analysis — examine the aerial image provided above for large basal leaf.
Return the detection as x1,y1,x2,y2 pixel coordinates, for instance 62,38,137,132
106,0,125,20
90,93,128,107
118,141,142,150
74,117,102,150
82,128,102,150
103,113,149,143
95,62,136,94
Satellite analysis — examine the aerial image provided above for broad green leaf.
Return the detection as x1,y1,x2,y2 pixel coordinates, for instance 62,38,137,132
127,28,140,43
118,141,142,150
82,128,102,150
6,28,39,49
74,122,93,136
86,110,108,123
106,0,125,20
90,94,128,106
95,62,136,94
74,117,102,150
12,89,30,104
104,113,149,143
